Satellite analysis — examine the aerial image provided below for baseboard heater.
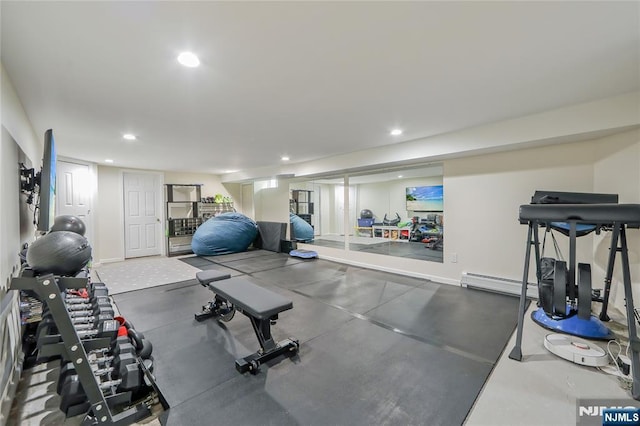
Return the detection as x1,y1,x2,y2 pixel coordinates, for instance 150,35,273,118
461,272,538,299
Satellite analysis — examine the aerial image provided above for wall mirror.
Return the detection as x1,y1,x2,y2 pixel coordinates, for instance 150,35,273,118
289,163,444,263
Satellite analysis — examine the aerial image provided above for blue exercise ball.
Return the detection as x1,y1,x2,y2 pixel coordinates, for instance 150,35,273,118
27,231,92,276
50,215,86,236
192,212,258,256
290,213,314,241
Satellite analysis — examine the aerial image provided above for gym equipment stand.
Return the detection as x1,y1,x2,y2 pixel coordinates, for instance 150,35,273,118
10,273,167,425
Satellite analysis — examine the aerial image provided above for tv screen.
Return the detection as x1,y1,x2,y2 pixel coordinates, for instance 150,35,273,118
406,185,443,211
37,129,56,232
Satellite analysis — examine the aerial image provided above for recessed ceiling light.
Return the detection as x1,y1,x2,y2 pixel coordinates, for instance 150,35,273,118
177,51,200,67
281,156,290,161
105,159,114,163
390,129,403,136
123,134,136,140
398,175,403,178
223,169,239,174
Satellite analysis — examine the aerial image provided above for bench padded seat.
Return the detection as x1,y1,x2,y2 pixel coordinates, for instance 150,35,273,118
210,277,292,320
196,270,231,286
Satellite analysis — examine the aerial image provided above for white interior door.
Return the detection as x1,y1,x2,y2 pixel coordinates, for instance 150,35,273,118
123,172,161,258
57,160,93,242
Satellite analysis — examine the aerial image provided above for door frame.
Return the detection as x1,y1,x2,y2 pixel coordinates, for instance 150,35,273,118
57,156,97,246
121,169,165,258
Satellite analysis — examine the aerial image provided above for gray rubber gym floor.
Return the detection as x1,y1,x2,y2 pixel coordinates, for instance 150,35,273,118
309,239,444,262
113,250,521,425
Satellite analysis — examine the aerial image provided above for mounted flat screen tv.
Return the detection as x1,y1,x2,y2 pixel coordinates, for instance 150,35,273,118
406,185,443,211
37,129,56,232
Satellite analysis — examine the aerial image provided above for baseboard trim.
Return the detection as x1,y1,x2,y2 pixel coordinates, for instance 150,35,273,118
98,257,125,265
317,254,460,287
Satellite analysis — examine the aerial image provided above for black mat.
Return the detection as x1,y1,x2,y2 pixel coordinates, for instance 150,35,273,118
160,319,491,426
112,258,521,425
366,283,523,363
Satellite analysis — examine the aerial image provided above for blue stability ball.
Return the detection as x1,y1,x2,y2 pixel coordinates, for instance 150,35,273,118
50,215,87,236
290,213,314,241
191,212,258,256
27,231,92,276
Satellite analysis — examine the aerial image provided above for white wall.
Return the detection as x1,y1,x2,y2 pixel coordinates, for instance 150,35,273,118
592,129,640,311
0,63,41,422
443,139,596,283
95,166,124,262
163,171,231,199
96,167,233,263
253,181,289,225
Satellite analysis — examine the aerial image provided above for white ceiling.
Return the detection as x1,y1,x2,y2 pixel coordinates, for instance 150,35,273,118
2,2,638,174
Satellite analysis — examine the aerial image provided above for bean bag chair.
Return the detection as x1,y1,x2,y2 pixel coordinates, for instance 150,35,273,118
290,213,314,242
192,212,258,256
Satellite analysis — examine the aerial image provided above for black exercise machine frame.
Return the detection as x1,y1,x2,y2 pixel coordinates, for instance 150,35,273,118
508,203,640,400
10,274,168,425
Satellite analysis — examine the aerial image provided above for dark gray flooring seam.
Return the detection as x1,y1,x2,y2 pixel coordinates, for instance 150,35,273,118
288,287,495,366
198,257,313,279
111,279,199,297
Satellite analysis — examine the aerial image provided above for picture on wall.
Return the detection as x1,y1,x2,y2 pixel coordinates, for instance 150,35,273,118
406,185,443,211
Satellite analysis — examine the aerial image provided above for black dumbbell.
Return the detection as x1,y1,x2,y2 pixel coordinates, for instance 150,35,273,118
65,296,111,311
68,304,115,318
76,319,119,340
57,340,139,394
58,375,90,417
71,312,114,326
64,289,109,305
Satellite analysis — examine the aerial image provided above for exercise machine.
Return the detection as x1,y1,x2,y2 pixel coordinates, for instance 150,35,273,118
508,194,640,399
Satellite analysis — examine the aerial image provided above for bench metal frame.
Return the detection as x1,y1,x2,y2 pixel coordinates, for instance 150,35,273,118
195,276,299,374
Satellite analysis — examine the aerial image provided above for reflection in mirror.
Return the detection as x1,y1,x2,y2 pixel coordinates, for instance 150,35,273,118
292,165,444,263
347,164,443,263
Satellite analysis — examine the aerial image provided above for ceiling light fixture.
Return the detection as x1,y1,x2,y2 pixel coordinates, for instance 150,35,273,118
281,156,290,161
177,51,200,67
123,134,136,140
398,175,403,178
105,159,114,163
390,129,403,136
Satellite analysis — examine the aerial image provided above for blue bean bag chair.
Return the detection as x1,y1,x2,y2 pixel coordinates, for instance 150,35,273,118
192,212,258,256
290,213,314,242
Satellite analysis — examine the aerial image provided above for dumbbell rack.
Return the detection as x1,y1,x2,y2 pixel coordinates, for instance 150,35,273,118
10,273,162,425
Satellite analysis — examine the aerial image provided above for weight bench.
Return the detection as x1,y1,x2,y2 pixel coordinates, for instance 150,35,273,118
194,270,232,322
195,274,299,374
